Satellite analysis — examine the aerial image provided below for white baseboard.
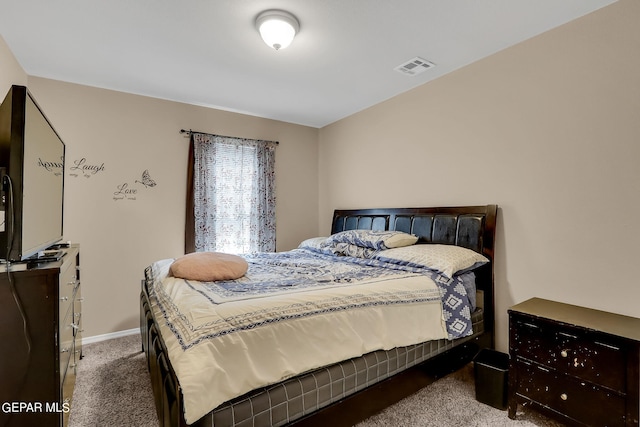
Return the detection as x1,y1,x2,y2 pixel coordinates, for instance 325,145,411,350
82,327,140,345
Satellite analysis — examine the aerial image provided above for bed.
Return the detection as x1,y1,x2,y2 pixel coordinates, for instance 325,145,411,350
140,204,497,427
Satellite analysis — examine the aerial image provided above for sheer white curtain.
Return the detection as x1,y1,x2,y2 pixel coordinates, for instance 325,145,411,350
188,133,276,254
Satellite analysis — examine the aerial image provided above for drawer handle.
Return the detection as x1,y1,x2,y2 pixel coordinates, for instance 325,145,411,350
558,332,578,339
70,324,84,333
560,349,569,358
61,347,70,353
60,297,69,301
67,280,77,286
522,322,540,329
595,341,620,351
76,297,85,302
560,393,568,401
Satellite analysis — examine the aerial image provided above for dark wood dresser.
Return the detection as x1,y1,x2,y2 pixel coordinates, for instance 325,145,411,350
508,298,640,427
0,245,82,427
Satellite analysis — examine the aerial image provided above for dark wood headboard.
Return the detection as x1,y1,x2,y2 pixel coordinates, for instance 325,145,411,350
331,204,498,347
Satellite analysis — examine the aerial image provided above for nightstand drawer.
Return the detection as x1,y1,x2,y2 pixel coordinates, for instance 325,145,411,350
516,360,626,427
513,318,626,392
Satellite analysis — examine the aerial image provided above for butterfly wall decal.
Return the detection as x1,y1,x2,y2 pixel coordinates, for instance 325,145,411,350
136,169,157,188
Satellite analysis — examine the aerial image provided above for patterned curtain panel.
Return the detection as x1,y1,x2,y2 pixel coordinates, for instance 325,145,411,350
189,133,277,254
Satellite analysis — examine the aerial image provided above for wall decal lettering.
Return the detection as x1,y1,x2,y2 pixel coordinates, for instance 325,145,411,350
113,182,138,201
38,157,64,176
69,157,106,178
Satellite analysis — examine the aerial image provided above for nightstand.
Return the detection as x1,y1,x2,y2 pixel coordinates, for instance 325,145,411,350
508,298,640,427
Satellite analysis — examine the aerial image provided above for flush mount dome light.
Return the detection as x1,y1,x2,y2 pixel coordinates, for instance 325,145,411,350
256,10,299,50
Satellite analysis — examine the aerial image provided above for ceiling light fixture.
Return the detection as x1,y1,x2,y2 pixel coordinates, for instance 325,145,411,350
256,10,299,51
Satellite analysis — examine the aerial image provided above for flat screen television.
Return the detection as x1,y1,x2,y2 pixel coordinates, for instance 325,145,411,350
0,85,65,262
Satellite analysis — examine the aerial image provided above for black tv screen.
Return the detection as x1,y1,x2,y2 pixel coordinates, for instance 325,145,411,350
0,85,65,262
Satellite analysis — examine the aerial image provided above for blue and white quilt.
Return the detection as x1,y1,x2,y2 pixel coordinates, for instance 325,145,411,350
188,249,474,339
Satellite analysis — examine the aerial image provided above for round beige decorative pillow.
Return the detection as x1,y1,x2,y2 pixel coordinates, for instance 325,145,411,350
169,252,248,282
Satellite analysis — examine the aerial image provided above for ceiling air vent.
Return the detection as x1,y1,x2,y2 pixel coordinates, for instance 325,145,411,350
394,57,435,76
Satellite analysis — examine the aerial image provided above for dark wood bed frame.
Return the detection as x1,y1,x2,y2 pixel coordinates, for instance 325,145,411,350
140,204,497,427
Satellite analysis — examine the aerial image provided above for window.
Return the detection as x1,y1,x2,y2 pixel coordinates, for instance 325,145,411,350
185,133,276,254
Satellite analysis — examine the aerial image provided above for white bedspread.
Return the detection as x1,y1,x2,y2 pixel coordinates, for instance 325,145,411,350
147,252,452,424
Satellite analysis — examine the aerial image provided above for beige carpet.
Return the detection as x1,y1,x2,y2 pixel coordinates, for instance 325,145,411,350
69,334,564,426
355,363,564,427
69,334,158,427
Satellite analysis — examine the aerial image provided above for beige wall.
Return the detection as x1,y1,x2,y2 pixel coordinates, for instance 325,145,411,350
0,60,319,337
319,0,640,351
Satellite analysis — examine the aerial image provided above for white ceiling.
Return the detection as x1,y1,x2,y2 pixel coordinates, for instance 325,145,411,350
0,0,616,128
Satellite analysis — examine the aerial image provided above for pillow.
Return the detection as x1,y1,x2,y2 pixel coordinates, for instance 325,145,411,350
325,230,418,250
297,236,329,251
169,252,248,282
374,244,489,278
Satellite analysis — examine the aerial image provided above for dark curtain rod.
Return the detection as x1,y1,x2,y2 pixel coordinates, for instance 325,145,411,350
179,129,279,145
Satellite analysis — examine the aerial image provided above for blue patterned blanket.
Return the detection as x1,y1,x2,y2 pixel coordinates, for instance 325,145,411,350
175,248,473,339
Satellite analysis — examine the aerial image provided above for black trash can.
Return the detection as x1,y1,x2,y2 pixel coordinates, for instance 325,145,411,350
474,349,509,410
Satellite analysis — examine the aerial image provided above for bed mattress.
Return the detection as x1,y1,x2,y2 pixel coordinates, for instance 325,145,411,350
189,309,484,426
